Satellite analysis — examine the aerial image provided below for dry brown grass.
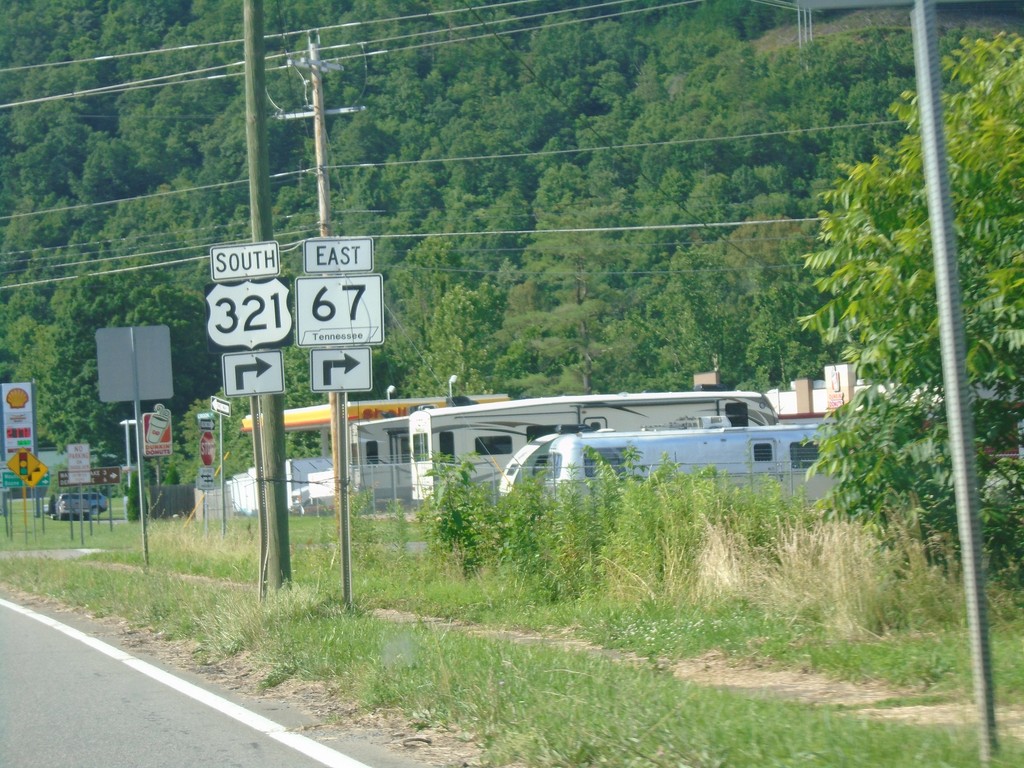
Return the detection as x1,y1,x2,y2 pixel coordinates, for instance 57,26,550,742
694,514,962,639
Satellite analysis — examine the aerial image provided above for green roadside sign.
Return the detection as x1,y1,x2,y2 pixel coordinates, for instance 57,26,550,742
3,470,51,488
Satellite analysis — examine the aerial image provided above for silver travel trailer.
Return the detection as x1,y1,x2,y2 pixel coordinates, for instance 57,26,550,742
409,391,780,500
500,423,832,500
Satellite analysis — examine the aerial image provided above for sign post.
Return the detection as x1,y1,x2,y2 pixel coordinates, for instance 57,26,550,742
300,234,379,610
1,382,41,540
207,241,292,565
66,442,90,541
211,396,231,537
197,411,216,535
6,449,48,545
96,325,174,567
796,2,996,760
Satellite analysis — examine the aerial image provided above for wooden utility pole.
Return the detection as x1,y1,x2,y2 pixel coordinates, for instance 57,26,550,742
287,32,360,608
243,0,290,594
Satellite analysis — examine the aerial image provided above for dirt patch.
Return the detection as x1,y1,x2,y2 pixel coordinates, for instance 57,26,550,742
371,607,1024,742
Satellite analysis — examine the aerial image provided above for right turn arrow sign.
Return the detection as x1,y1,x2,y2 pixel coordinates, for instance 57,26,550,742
310,347,372,393
221,351,285,396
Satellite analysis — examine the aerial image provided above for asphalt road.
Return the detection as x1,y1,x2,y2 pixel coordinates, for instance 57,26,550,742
0,593,440,768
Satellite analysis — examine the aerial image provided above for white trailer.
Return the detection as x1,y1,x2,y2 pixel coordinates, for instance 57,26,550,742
501,423,832,500
349,415,415,508
227,458,336,516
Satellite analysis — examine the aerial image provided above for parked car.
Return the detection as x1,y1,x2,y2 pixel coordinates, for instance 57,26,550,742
51,492,108,521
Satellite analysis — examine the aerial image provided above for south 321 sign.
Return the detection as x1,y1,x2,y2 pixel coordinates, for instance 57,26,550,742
205,278,293,351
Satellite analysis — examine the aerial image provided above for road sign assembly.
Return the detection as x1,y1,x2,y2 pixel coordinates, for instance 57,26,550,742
210,396,232,416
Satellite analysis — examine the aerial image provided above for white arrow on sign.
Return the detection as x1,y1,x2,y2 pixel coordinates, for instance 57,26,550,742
309,347,373,393
221,351,285,397
210,395,232,416
206,278,292,351
294,274,384,348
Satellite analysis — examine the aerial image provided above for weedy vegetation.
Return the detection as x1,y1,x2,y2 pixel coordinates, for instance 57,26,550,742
2,469,1023,767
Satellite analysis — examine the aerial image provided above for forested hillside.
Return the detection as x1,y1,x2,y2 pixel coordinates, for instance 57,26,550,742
1,0,1020,471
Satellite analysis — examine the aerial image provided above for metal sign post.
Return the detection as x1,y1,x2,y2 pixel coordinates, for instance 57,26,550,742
211,396,231,537
795,1,999,760
96,325,174,568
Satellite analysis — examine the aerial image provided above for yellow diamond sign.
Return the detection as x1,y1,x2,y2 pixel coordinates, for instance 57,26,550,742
7,449,48,487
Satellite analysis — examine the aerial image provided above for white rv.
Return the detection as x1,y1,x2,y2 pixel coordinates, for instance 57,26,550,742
350,414,415,507
409,391,780,500
501,423,831,500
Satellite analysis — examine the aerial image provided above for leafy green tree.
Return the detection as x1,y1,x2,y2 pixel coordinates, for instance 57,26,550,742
804,35,1024,569
385,238,505,397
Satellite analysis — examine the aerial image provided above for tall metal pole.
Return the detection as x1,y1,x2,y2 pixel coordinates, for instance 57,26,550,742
307,33,353,608
244,0,290,594
130,328,149,567
911,1,996,760
219,411,226,537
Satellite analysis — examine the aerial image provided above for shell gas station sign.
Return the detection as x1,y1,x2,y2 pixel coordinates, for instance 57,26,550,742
1,382,49,488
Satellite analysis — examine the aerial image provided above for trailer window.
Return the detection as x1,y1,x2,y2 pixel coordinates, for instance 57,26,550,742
388,432,409,463
752,442,774,462
550,452,564,480
530,454,549,477
364,441,379,464
439,431,455,458
584,447,626,477
413,433,430,461
475,435,513,456
526,425,561,440
789,441,818,469
725,401,749,426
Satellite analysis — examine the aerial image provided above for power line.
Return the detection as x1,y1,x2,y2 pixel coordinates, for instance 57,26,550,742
324,119,901,172
1,119,897,224
0,1,615,78
0,171,302,223
0,216,821,290
317,0,697,66
370,216,823,242
317,0,672,58
0,1,685,110
0,38,244,76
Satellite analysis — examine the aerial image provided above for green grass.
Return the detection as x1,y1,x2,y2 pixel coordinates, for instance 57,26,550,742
2,512,1023,767
0,502,136,551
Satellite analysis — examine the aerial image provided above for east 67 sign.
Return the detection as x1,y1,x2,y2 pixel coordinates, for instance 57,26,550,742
205,278,293,351
294,274,384,347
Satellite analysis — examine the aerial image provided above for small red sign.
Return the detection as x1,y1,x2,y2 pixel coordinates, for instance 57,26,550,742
200,431,215,466
142,406,173,457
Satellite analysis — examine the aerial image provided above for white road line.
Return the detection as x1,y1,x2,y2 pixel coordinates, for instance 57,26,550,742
0,596,373,768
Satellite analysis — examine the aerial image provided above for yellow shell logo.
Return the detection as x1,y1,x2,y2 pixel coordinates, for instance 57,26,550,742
5,387,29,408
